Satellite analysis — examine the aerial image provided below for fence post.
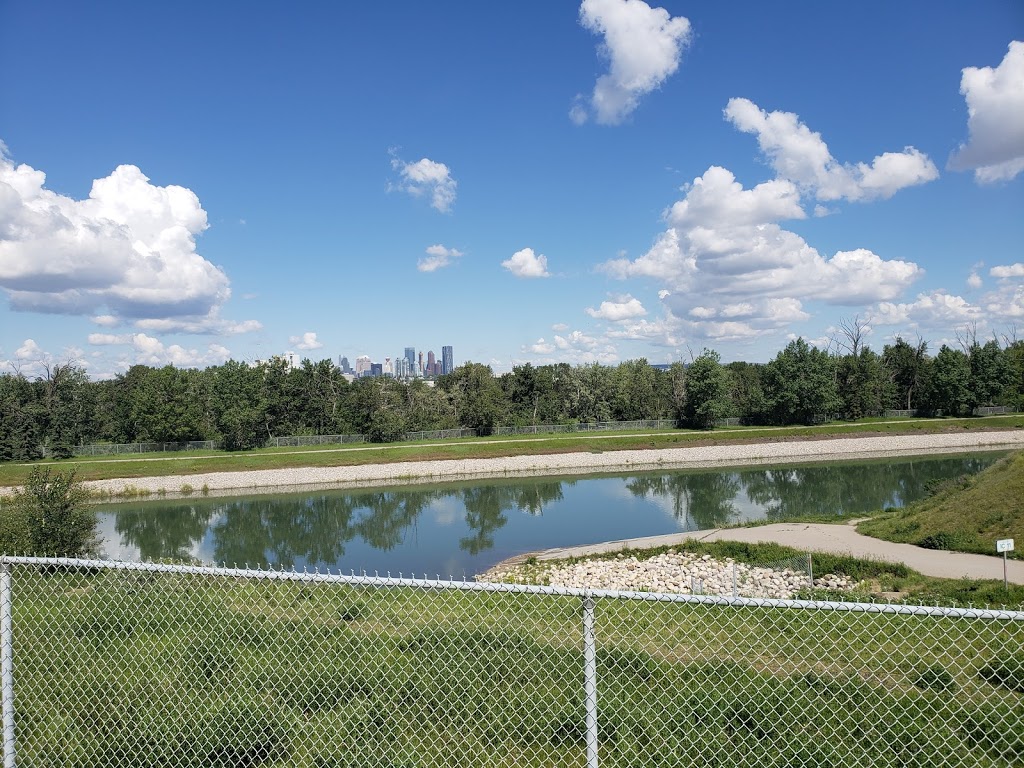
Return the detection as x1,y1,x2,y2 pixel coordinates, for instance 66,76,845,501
1,563,14,768
807,553,814,592
582,594,599,768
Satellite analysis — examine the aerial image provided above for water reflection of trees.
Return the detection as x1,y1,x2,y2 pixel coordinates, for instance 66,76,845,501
740,456,996,521
114,479,570,566
625,473,741,530
115,505,214,561
112,456,997,564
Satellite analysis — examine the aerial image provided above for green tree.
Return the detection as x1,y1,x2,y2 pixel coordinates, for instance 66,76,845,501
209,360,266,450
1004,338,1024,410
0,467,98,556
37,363,93,458
553,363,613,423
0,373,44,461
923,345,970,416
763,338,840,425
881,336,929,410
612,359,659,421
683,350,732,429
967,339,1012,410
130,365,206,443
725,361,767,424
438,362,506,435
836,347,892,419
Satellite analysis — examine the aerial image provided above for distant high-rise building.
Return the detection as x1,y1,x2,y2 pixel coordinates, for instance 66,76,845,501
355,355,372,378
370,363,383,377
442,345,453,375
384,357,393,377
404,347,416,371
427,350,436,376
418,351,424,375
339,356,351,374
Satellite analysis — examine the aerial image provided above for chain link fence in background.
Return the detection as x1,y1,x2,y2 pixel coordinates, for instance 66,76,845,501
43,409,1016,459
2,556,1022,767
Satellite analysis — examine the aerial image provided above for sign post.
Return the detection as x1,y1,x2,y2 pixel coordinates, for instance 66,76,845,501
996,539,1015,591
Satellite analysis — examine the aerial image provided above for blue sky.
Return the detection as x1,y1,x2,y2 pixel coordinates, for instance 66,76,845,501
1,1,1022,378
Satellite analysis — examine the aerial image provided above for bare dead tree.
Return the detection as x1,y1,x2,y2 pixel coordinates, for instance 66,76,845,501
955,322,979,353
835,315,870,357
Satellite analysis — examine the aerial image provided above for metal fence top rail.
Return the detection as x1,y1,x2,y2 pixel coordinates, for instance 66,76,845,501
3,555,1023,622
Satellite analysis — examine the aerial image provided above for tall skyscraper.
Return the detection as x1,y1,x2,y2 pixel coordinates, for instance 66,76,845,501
355,355,372,378
418,350,424,375
427,350,436,376
442,345,453,375
404,347,416,371
339,356,351,374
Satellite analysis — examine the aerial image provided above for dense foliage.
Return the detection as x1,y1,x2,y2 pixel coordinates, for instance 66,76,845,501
1,334,1021,456
0,467,97,556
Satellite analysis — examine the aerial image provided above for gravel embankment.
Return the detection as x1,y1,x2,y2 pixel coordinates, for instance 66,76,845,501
73,429,1024,500
477,550,855,599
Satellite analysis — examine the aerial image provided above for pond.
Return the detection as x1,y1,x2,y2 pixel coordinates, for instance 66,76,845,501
96,452,1003,577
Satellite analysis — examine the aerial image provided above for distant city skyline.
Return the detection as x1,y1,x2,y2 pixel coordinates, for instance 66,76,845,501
324,344,454,378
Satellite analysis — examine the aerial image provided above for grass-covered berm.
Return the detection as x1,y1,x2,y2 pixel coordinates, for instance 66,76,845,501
8,562,1024,768
859,450,1024,558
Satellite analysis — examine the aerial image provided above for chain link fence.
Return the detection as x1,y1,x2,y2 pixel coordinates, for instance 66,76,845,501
2,555,1022,767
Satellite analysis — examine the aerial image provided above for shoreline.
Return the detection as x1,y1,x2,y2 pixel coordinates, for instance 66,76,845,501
74,429,1024,501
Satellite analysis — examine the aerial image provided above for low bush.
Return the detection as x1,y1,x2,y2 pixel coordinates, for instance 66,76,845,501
978,654,1024,693
0,467,97,557
914,664,957,692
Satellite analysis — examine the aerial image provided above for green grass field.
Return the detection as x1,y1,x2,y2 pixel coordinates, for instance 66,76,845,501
9,561,1024,767
2,414,1021,487
858,451,1024,558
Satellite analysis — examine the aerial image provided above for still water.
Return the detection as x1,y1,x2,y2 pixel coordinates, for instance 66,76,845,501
96,453,1002,577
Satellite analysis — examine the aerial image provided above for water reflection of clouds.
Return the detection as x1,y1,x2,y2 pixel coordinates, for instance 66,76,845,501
430,498,461,527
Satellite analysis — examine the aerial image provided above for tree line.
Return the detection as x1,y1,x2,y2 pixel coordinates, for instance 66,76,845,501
1,331,1022,460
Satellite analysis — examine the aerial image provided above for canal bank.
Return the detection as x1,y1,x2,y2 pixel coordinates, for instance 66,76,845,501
78,429,1024,500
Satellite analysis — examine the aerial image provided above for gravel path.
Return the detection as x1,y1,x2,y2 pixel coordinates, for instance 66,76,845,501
75,429,1024,499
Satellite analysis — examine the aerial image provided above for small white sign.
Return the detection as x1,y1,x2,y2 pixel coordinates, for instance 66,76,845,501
997,538,1015,553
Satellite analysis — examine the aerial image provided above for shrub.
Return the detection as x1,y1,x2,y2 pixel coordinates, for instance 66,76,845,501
0,467,97,557
917,532,967,551
914,664,957,692
979,654,1024,693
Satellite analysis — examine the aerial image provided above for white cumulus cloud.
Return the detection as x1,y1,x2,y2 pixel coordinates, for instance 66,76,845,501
529,338,555,355
289,332,323,351
724,97,938,201
0,145,258,334
601,162,925,342
525,329,618,364
87,331,231,368
417,244,463,272
869,291,982,329
576,0,691,125
390,151,457,213
502,247,550,278
949,41,1024,183
585,295,647,321
991,263,1024,279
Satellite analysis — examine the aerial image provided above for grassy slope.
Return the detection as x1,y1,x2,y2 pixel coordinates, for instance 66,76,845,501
1,414,1022,487
13,565,1024,767
858,451,1024,558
